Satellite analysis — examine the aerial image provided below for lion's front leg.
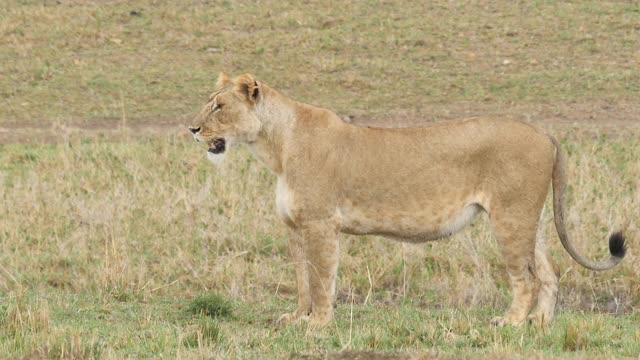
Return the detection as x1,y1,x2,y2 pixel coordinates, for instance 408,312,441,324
301,220,340,328
277,227,312,326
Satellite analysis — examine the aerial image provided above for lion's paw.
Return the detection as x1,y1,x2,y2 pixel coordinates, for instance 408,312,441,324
527,313,552,327
276,312,309,327
276,312,296,326
307,311,333,329
490,316,524,327
490,316,509,327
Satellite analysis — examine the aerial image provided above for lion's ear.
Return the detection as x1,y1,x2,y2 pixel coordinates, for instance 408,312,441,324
215,72,232,89
235,74,260,105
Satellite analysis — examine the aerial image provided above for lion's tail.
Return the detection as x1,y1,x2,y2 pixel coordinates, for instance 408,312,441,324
548,135,626,271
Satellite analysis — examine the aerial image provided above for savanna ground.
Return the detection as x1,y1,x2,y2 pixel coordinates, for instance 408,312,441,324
0,0,639,358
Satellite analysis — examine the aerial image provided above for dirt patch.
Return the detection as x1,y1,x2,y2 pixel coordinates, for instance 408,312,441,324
1,100,638,145
348,99,640,131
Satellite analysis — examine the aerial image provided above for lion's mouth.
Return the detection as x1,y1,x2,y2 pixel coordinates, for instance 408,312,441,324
208,138,226,154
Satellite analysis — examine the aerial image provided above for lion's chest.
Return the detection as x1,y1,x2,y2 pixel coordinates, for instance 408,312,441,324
275,177,295,227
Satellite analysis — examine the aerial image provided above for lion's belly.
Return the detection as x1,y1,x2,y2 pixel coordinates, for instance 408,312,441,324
338,203,482,242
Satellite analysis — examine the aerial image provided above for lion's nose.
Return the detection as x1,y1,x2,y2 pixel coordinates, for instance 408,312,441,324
189,126,201,134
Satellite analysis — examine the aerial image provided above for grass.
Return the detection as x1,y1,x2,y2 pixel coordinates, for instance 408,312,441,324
0,133,638,358
0,1,639,125
186,294,232,319
3,289,640,358
0,0,639,358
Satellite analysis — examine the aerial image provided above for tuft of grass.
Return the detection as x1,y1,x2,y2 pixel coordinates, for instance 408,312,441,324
182,317,223,349
38,335,105,360
563,323,587,352
186,294,232,319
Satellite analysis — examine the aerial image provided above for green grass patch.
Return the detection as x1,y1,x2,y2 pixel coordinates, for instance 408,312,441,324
186,294,232,319
4,289,639,358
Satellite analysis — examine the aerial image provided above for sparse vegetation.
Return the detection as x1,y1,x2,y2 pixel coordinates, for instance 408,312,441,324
0,0,638,358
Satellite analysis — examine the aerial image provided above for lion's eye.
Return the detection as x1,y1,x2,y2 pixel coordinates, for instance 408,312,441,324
213,103,223,112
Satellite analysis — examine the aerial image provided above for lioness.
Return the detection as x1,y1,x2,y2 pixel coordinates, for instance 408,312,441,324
189,73,626,327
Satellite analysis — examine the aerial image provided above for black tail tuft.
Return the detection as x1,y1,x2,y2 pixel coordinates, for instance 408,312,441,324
609,231,627,259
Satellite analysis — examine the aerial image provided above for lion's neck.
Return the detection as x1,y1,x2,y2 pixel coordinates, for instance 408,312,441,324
249,88,297,175
249,87,347,175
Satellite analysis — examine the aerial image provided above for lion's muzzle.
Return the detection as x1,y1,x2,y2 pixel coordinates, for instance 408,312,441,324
208,138,226,154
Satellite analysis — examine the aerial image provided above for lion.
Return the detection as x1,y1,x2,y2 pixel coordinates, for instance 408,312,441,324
188,73,627,328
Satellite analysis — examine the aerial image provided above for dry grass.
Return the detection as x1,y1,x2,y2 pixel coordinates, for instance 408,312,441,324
0,128,638,357
1,132,636,306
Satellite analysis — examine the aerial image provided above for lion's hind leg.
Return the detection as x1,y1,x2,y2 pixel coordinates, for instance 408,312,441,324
490,216,539,327
528,227,559,326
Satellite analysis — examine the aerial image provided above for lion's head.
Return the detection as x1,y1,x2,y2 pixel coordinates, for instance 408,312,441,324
189,73,262,163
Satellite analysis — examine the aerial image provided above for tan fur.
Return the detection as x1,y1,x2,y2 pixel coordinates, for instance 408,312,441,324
189,73,626,328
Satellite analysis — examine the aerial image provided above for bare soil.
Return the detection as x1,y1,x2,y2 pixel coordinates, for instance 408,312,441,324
1,100,638,145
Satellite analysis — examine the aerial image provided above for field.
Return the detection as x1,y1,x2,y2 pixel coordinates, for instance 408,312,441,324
1,1,639,358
